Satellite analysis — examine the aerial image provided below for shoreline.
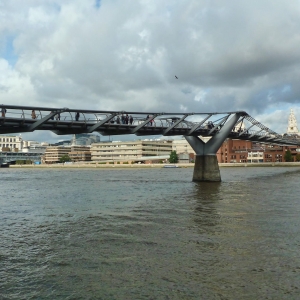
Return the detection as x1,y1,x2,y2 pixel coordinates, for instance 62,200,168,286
7,162,300,169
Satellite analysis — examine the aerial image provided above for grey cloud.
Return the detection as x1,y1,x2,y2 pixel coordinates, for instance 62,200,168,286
0,0,300,142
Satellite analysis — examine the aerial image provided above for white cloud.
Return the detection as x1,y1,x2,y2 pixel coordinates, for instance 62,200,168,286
1,0,300,141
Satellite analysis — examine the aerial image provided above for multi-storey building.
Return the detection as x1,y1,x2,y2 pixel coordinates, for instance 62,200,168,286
172,139,195,154
42,146,71,164
0,135,48,164
0,135,23,152
69,146,92,162
263,145,285,162
71,134,101,145
91,140,173,162
247,151,264,163
217,139,252,163
42,146,91,163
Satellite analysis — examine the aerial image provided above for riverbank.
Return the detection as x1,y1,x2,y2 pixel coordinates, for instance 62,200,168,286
8,162,300,168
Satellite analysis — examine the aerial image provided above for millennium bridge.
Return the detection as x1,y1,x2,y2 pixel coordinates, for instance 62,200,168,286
1,104,299,181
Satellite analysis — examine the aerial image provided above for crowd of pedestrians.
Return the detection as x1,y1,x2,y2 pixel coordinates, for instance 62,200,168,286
116,114,133,124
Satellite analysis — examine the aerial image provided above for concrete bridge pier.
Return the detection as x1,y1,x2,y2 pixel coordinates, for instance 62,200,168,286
192,154,220,182
185,113,242,182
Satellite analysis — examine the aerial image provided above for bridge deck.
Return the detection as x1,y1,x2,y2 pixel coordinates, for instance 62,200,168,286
1,105,299,146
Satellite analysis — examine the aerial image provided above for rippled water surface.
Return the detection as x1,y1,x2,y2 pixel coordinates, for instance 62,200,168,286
1,167,300,299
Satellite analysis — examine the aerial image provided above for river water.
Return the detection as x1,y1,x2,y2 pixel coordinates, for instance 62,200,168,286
0,167,300,299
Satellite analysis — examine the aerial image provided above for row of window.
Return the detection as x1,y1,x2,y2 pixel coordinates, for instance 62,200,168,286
0,144,17,148
0,138,17,142
265,154,282,158
229,155,247,159
92,144,171,149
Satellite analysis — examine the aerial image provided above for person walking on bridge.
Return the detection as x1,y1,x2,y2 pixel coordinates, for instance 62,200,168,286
75,112,80,121
1,107,7,117
31,110,37,119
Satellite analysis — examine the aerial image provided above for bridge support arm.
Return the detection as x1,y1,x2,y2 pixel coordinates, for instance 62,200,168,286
185,113,242,182
28,111,60,131
205,113,242,154
87,113,117,133
187,114,212,135
131,114,162,134
163,114,190,135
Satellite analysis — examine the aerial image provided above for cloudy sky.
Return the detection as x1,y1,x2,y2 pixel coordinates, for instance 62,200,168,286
1,0,300,142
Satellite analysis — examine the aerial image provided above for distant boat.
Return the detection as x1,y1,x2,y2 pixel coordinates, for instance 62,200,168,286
1,163,9,168
163,164,181,168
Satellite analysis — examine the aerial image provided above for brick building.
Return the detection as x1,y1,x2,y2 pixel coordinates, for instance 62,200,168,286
217,139,252,163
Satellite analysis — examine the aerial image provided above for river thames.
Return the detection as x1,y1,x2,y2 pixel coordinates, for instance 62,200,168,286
1,167,300,299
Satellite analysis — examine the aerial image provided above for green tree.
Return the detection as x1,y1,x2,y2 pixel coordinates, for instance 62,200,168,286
295,153,300,162
59,154,71,163
284,150,294,162
169,150,179,163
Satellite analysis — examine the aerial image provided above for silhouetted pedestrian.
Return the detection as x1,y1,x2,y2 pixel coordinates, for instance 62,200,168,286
1,107,7,117
129,115,133,125
31,110,37,119
75,112,80,121
150,116,154,126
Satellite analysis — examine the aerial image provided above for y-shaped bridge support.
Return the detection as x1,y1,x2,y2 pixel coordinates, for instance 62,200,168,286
185,113,242,182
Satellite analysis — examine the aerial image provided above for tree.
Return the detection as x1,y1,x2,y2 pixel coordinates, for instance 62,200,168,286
295,153,300,162
284,150,294,162
59,154,71,163
169,150,179,163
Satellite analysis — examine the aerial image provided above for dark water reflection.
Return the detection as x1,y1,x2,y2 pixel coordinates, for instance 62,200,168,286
1,167,300,299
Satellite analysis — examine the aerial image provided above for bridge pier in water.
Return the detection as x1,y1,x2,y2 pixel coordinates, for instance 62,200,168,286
192,155,220,182
185,113,242,182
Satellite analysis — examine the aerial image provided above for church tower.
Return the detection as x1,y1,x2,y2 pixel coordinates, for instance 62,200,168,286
287,109,299,135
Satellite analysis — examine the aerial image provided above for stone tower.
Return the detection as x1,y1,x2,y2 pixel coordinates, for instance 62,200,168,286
287,109,299,134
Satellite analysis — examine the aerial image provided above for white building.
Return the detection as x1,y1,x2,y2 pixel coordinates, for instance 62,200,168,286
172,138,195,154
172,137,211,154
0,135,23,152
22,141,48,153
287,109,299,135
247,151,264,163
91,140,173,162
0,135,48,163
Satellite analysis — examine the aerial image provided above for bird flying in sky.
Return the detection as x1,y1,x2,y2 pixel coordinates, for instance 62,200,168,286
175,75,178,79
